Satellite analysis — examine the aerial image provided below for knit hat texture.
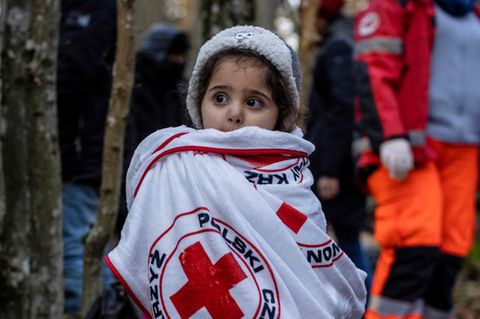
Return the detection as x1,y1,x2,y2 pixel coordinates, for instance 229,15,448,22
186,25,301,129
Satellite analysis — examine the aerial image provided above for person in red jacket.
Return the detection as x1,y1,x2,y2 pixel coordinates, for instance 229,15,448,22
354,0,480,318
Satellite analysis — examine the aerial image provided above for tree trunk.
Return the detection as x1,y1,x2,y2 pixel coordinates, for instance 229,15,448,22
184,0,257,82
178,0,196,31
28,0,63,317
133,0,165,44
0,3,31,315
0,0,6,233
0,0,62,318
183,0,201,75
80,0,136,316
199,0,255,42
255,0,278,30
297,0,318,128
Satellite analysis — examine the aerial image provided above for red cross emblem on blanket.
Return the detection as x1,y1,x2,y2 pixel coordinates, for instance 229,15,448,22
170,241,248,318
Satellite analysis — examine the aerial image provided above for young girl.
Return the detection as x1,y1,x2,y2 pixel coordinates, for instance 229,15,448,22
107,25,366,318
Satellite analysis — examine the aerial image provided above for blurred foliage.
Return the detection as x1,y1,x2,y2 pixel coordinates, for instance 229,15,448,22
447,193,480,318
199,0,255,40
462,193,480,276
455,241,480,318
464,242,480,278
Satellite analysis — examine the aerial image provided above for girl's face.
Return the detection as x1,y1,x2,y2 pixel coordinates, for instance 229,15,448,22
200,57,279,132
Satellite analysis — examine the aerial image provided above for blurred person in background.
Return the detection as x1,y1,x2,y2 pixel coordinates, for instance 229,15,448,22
354,0,480,318
129,23,190,147
306,0,373,299
57,0,119,315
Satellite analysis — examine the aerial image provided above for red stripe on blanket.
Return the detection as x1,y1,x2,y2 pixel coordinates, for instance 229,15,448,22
134,146,308,198
105,256,152,319
255,158,300,173
151,132,189,154
297,239,333,248
233,154,296,170
276,202,307,234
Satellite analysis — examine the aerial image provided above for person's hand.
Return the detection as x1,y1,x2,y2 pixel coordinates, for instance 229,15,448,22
379,138,413,180
316,176,340,200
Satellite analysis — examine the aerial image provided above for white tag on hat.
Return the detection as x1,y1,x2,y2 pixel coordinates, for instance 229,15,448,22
234,31,255,43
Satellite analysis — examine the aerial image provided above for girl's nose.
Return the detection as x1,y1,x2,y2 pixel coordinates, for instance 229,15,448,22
227,102,243,124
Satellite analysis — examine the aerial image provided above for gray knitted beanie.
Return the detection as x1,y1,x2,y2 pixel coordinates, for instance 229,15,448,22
186,25,301,130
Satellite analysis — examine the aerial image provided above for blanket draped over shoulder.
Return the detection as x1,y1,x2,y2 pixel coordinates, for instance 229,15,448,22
107,126,366,319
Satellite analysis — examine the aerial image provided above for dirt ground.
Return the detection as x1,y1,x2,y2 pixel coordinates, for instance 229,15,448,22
360,196,480,318
454,245,480,319
361,232,480,318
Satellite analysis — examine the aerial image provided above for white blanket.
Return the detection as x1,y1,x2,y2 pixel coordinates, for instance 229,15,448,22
107,126,366,319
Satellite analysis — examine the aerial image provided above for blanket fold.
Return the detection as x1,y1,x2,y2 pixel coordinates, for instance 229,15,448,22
107,126,366,319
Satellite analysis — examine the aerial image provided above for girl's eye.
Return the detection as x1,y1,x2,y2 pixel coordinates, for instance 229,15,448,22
246,98,263,109
214,93,228,104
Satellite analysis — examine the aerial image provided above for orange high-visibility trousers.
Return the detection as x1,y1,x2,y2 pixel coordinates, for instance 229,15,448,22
430,139,479,257
366,140,479,319
368,162,443,251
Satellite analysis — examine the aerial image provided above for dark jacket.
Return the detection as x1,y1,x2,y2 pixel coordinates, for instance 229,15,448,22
130,24,190,147
306,15,365,230
57,0,117,187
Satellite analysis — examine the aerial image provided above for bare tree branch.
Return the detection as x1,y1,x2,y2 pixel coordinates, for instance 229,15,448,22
80,0,136,316
297,0,318,128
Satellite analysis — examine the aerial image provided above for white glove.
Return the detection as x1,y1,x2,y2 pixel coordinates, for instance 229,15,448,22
379,138,413,180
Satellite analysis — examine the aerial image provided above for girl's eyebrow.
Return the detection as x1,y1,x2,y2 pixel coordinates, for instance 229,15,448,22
208,85,231,92
247,89,273,102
